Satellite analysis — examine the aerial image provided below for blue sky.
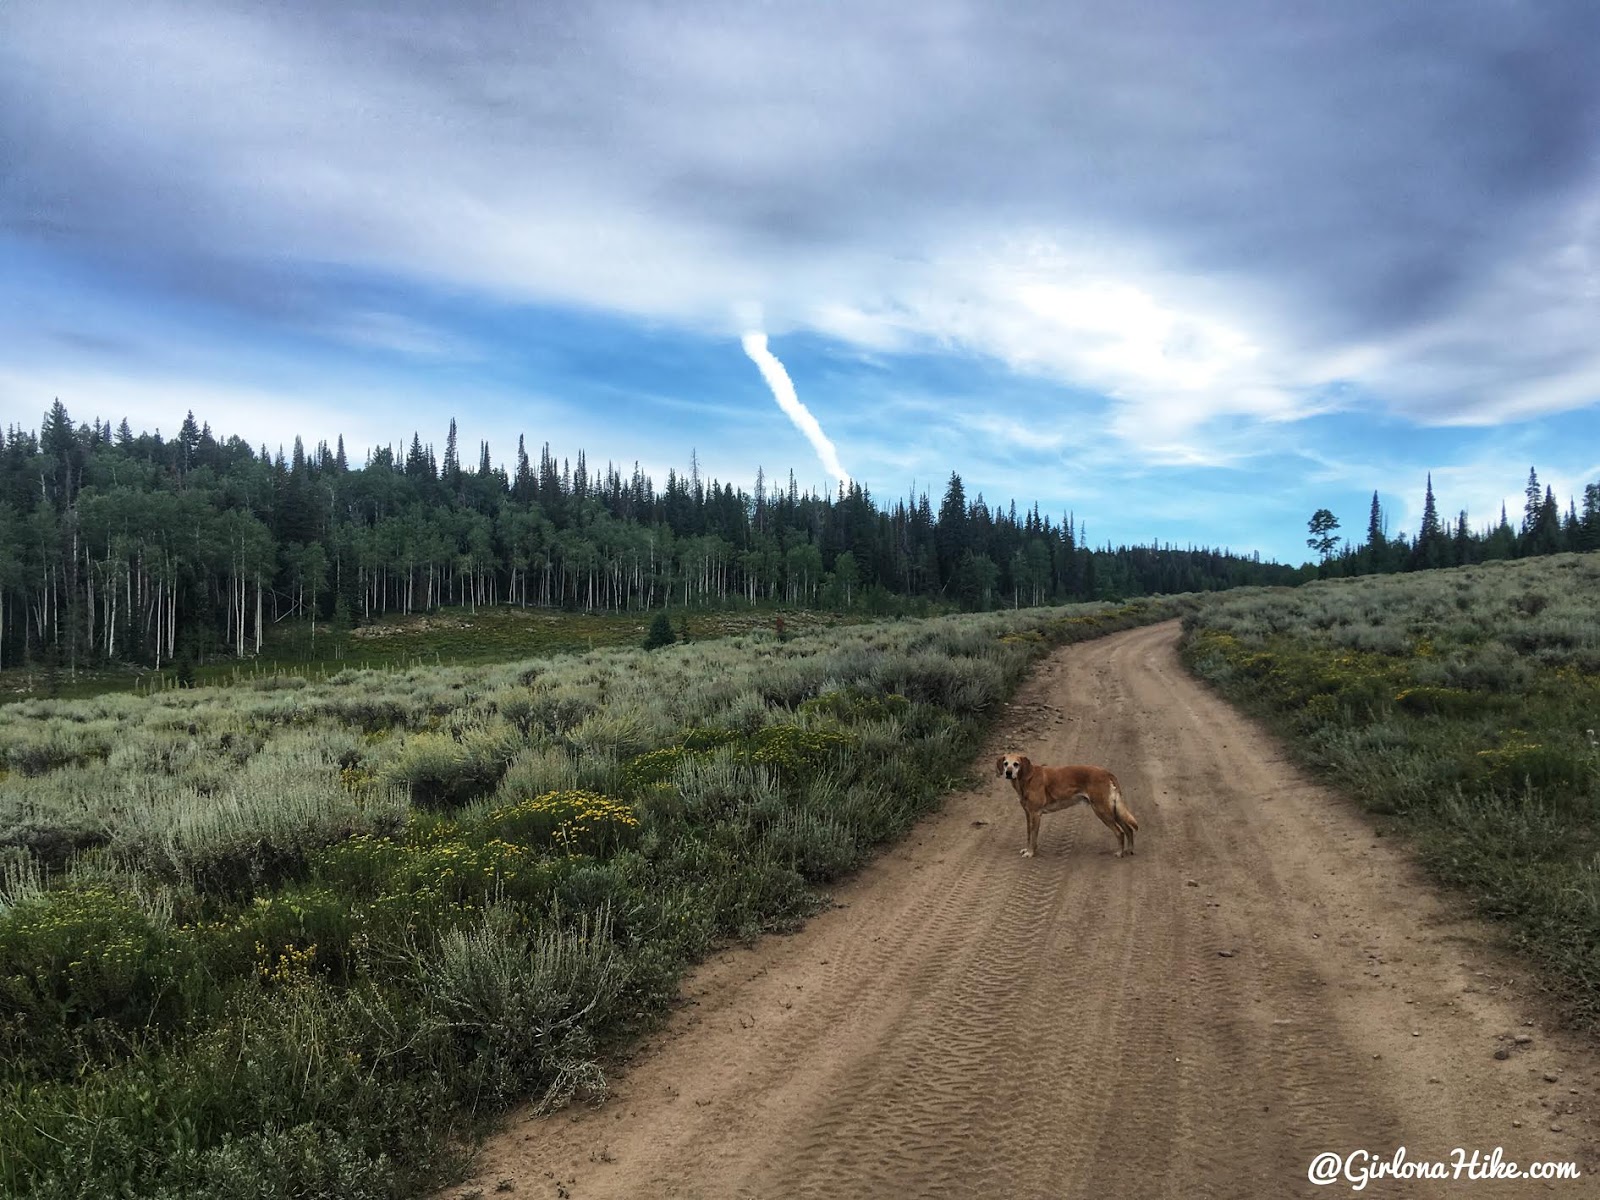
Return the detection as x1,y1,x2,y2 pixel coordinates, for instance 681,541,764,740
4,1,1600,564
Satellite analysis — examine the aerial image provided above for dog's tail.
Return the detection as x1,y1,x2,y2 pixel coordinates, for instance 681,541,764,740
1111,779,1138,830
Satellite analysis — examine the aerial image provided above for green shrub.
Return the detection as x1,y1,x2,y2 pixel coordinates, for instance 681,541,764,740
381,725,519,810
622,744,705,790
642,612,677,650
416,906,623,1112
798,688,911,725
0,886,181,1079
745,724,856,776
1393,686,1494,717
482,790,640,859
1474,738,1593,795
760,809,858,881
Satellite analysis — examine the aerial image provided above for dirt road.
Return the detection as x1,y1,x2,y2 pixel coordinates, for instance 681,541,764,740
460,621,1598,1198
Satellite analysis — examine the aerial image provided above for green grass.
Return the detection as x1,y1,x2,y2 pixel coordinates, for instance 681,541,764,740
0,604,865,704
0,595,1190,1198
1181,553,1600,1026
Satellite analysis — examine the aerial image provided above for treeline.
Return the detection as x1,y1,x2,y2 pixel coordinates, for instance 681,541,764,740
1311,468,1600,578
0,401,1299,670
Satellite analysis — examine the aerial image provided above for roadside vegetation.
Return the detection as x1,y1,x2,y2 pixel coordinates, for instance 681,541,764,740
1182,552,1600,1025
0,597,1185,1199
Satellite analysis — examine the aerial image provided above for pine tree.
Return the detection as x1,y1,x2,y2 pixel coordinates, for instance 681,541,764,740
442,418,461,492
406,432,429,478
514,435,532,500
643,611,677,650
1411,475,1444,570
40,399,73,460
1536,485,1561,554
1523,467,1542,535
1582,483,1600,550
1306,509,1340,561
1419,475,1440,540
936,472,968,584
177,411,201,473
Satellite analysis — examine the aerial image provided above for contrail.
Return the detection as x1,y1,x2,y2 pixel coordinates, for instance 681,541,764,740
741,331,851,487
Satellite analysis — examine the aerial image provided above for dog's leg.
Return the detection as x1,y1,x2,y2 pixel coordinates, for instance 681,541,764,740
1110,784,1135,856
1022,808,1040,857
1090,799,1127,857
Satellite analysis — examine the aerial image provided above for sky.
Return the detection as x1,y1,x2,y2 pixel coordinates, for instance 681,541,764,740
3,0,1600,564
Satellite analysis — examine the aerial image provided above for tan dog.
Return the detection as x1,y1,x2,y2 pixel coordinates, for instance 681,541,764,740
996,752,1138,859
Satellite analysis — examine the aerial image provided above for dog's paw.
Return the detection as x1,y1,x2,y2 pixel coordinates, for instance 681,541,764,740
1020,848,1034,858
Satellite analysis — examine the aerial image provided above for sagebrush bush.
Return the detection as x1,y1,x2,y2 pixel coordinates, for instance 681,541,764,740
379,722,518,810
419,906,623,1111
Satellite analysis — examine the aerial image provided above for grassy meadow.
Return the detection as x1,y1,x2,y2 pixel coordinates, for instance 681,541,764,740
0,604,865,704
1183,552,1600,1023
0,597,1182,1199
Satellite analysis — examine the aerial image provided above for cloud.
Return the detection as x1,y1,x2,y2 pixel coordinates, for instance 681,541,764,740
741,332,850,485
0,366,397,457
4,0,1600,471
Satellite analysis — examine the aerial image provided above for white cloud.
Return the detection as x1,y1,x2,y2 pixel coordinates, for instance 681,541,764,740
741,333,851,486
7,0,1600,484
0,367,401,458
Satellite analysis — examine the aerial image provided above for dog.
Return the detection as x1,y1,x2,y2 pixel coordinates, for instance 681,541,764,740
996,752,1138,860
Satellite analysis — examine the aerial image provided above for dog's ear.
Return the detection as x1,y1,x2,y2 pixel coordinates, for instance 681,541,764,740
995,755,1006,776
1016,755,1031,775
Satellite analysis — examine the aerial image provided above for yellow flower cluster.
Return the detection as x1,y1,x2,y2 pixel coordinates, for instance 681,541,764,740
256,940,318,988
339,764,377,792
486,789,639,858
997,630,1045,645
622,746,695,788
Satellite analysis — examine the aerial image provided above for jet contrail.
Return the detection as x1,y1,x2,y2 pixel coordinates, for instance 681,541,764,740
741,331,851,487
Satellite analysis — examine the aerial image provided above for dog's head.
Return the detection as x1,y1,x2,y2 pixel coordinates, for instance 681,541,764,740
995,753,1031,781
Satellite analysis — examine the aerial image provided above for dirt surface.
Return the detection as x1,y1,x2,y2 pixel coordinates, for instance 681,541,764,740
457,621,1599,1198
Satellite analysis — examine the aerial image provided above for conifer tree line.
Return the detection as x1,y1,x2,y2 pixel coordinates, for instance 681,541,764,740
1308,468,1600,576
0,401,1300,671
